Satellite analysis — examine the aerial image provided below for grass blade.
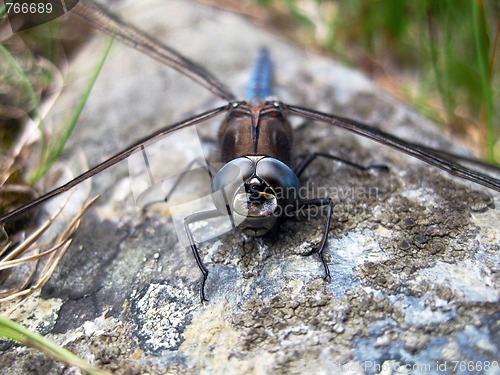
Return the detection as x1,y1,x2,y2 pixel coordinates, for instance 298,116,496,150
0,315,110,374
472,0,496,162
30,34,115,183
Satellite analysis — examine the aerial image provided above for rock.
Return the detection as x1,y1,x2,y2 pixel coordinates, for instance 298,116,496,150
1,0,499,374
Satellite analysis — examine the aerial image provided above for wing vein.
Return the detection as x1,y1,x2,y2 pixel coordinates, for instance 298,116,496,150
284,104,500,192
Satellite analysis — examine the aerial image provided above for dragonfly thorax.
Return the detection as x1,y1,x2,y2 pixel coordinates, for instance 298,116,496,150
218,101,294,165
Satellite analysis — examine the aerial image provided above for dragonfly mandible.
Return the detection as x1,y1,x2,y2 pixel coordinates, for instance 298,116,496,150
1,0,499,302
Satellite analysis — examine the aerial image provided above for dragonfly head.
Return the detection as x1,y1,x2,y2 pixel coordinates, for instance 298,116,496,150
212,156,300,236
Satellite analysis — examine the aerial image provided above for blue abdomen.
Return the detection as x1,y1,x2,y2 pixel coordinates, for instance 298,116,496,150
246,47,273,102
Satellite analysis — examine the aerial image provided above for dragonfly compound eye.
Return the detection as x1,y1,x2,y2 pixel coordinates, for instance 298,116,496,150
255,157,300,204
211,157,254,212
210,156,303,236
211,157,294,236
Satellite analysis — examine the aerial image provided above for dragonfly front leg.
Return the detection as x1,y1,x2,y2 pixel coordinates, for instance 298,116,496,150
293,153,388,281
296,198,334,281
139,158,216,210
163,159,216,203
184,209,226,302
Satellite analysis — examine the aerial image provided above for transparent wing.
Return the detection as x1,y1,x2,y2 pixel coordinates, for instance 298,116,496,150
284,103,500,193
127,126,247,247
0,106,229,226
73,0,236,101
0,156,98,313
127,126,211,208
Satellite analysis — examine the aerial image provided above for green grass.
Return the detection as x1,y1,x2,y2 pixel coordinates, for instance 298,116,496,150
1,18,113,372
253,0,500,164
0,27,113,184
29,34,114,183
0,316,110,374
0,42,45,134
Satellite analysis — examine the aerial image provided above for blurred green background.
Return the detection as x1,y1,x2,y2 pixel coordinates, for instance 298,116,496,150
214,0,500,164
1,0,499,164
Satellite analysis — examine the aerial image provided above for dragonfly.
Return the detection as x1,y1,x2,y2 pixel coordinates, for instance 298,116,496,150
1,0,499,302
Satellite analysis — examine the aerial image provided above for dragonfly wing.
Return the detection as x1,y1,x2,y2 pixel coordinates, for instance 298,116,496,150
73,0,236,101
284,103,500,193
0,106,229,226
129,134,249,246
128,126,211,208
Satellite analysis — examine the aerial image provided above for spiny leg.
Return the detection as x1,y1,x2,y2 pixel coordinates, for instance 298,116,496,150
184,209,228,302
164,159,216,203
141,158,216,210
293,152,388,281
294,152,388,178
296,198,333,281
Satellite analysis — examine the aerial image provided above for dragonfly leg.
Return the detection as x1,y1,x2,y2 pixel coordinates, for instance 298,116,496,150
296,198,334,281
164,159,217,203
184,209,226,302
294,152,388,178
140,158,216,211
293,153,388,281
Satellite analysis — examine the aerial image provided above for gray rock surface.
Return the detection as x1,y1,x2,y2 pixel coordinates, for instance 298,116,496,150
1,0,499,374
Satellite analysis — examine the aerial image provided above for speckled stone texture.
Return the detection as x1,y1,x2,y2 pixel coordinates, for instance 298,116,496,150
1,0,499,374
